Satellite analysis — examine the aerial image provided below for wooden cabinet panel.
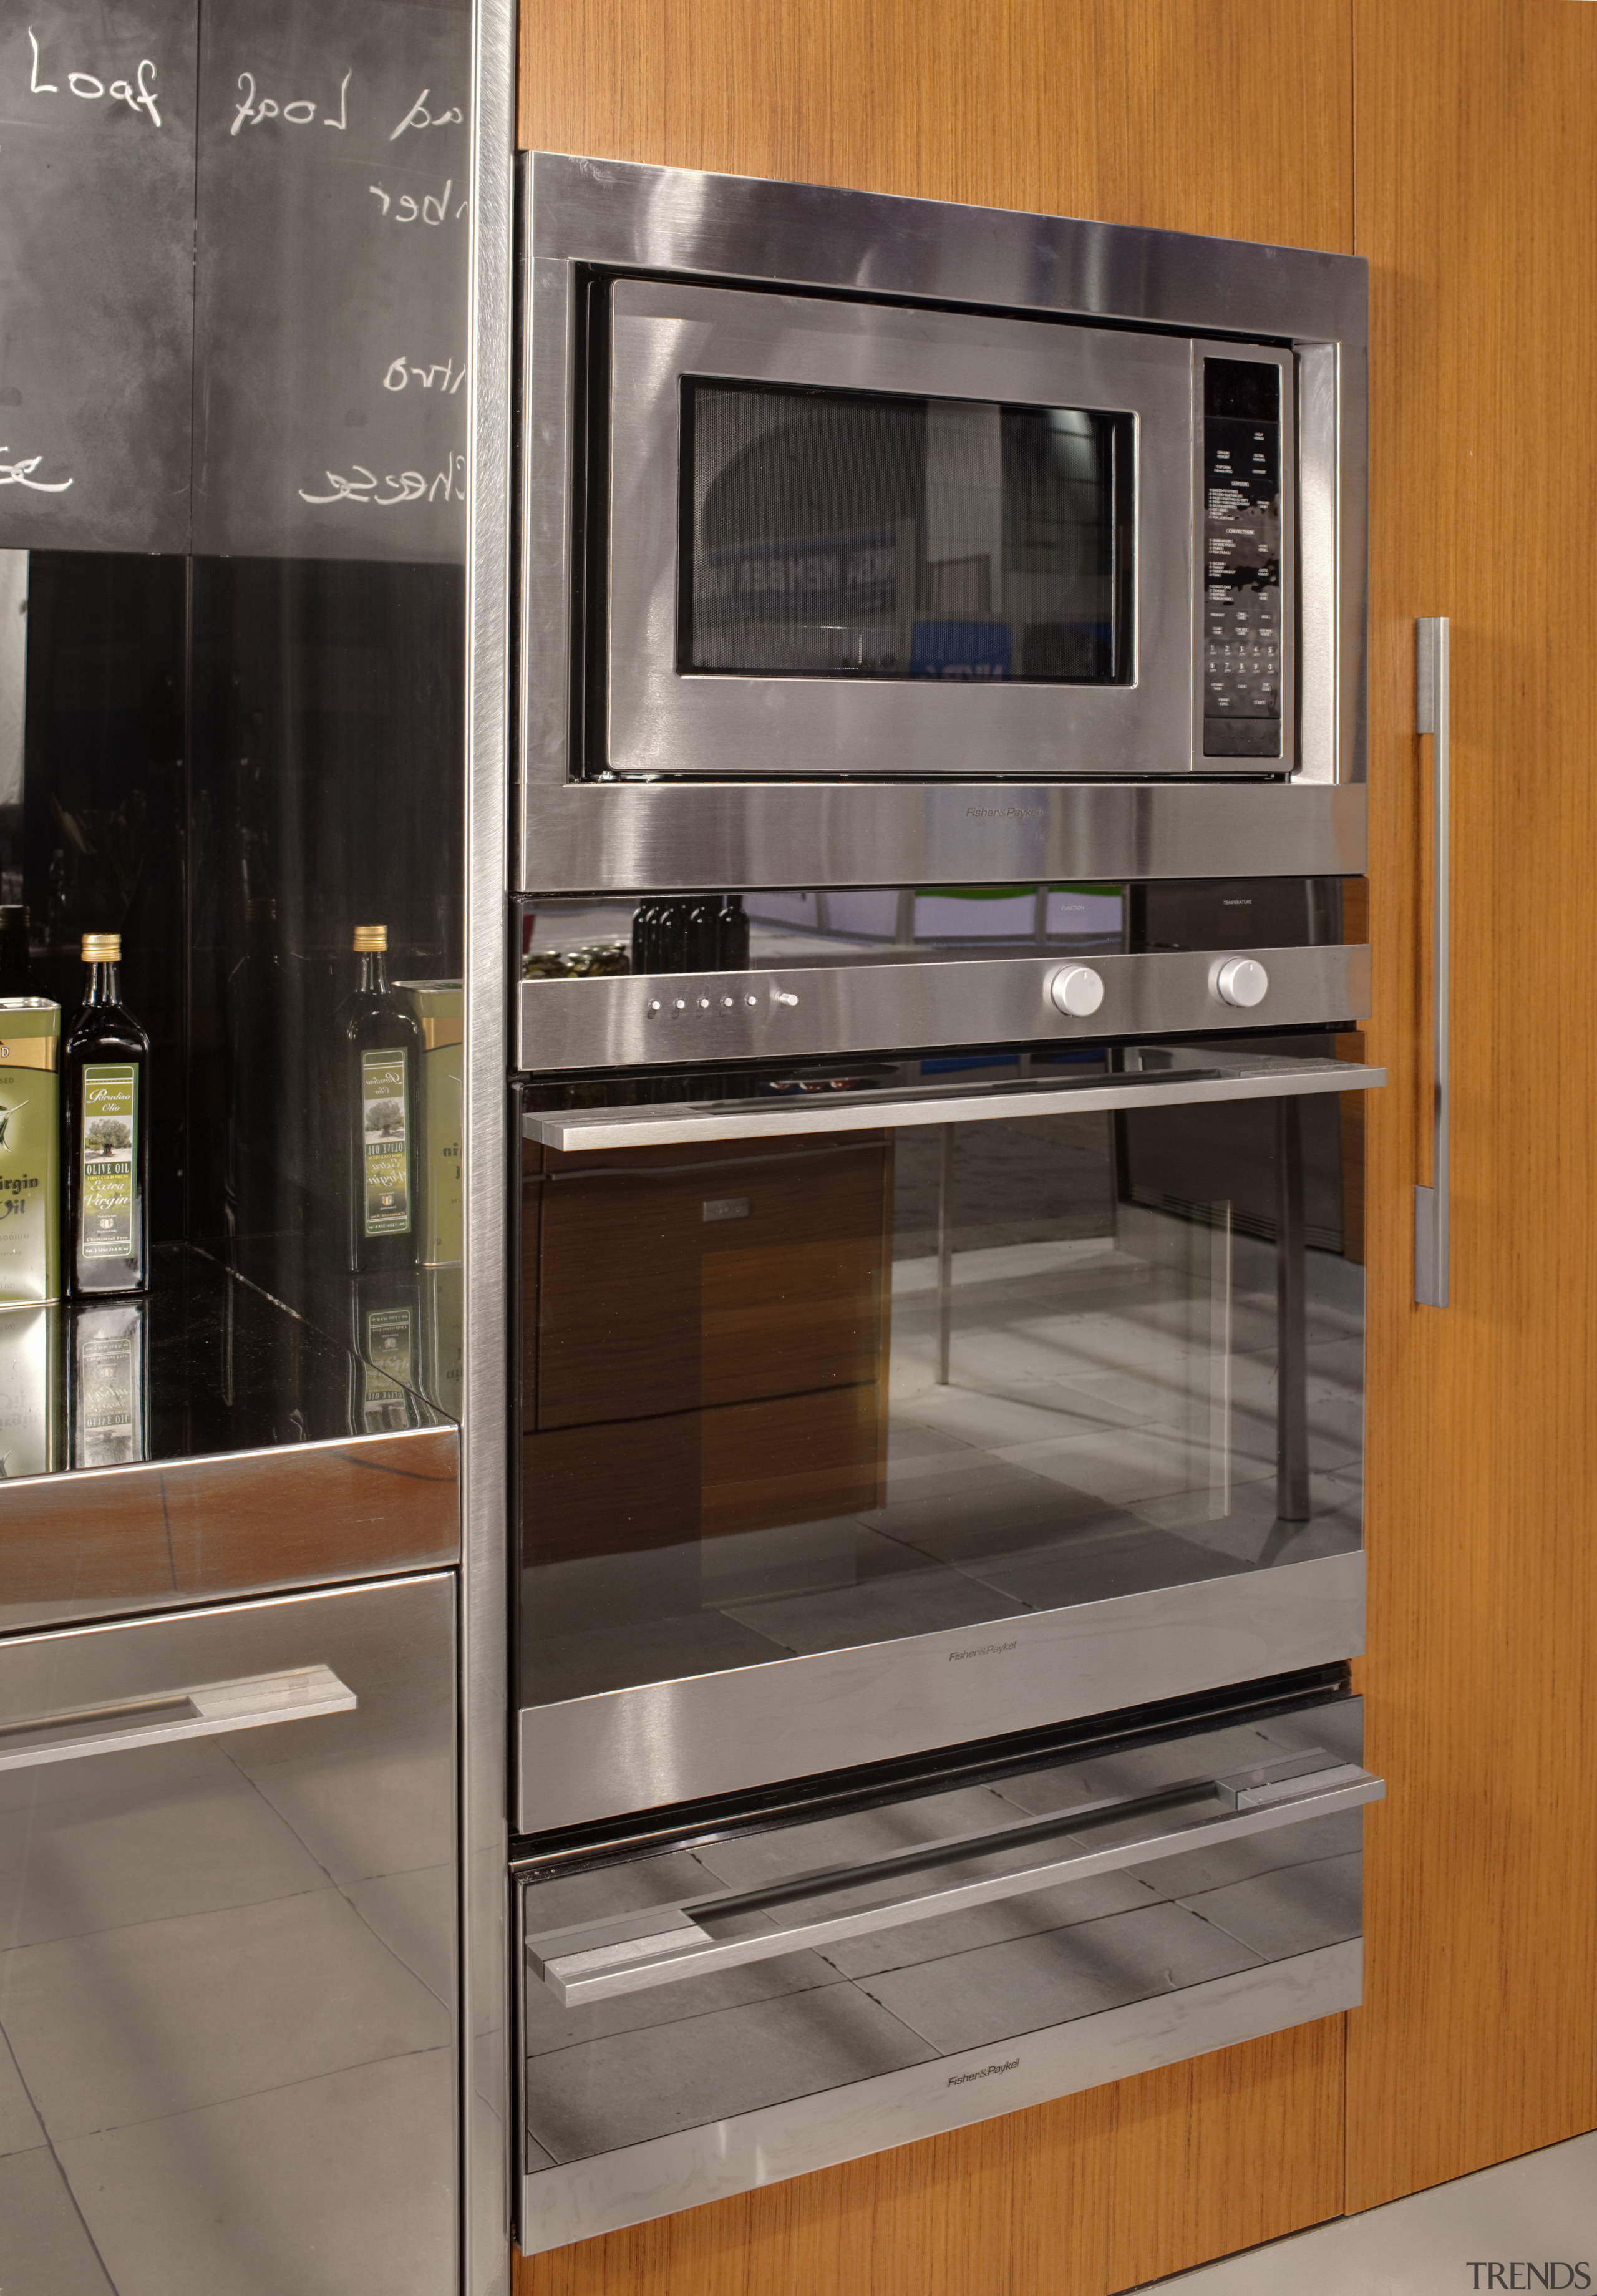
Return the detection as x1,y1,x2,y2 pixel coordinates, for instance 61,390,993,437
530,1139,888,1429
1347,0,1597,2206
516,2017,1344,2296
523,1384,883,1565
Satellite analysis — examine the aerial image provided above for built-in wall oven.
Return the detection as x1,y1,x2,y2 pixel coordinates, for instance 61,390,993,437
513,154,1373,2247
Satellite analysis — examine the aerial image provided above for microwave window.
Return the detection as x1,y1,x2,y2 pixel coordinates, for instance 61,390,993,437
681,383,1132,683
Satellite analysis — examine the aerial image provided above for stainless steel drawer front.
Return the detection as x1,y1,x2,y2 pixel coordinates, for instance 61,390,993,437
518,1692,1373,2254
517,941,1373,1074
0,1577,457,2295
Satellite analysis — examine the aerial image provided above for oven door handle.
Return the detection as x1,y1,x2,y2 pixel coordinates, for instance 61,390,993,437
0,1665,357,1772
523,1054,1386,1152
526,1756,1384,2006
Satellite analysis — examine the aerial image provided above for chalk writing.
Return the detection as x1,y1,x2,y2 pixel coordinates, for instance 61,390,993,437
382,354,467,394
230,67,349,134
0,449,72,493
298,454,465,508
367,178,467,224
27,29,162,123
388,89,462,140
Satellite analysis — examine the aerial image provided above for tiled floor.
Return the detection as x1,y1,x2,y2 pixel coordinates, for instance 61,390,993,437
1146,2131,1597,2294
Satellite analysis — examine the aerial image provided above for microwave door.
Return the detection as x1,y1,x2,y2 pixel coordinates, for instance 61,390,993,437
603,280,1223,781
517,1049,1381,1829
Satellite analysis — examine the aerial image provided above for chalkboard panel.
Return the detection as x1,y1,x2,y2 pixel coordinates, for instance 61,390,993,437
0,0,199,553
192,0,471,560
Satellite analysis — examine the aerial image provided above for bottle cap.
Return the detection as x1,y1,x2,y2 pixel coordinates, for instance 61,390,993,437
352,924,387,953
81,933,120,963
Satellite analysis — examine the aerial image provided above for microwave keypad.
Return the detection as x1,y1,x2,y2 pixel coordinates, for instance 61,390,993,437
1203,360,1283,759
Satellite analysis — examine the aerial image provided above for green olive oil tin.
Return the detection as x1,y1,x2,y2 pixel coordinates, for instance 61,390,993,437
0,999,61,1305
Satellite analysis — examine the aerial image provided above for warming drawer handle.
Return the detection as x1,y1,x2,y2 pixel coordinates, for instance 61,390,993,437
0,1665,357,1773
1415,615,1451,1308
525,1756,1386,2008
523,1056,1388,1152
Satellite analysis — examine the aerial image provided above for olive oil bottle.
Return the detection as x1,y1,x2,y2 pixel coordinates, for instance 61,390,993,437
62,933,150,1298
338,924,424,1273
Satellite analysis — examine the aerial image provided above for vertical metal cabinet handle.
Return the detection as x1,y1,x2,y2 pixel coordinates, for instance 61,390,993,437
527,1758,1386,2006
1415,616,1451,1306
0,1665,357,1773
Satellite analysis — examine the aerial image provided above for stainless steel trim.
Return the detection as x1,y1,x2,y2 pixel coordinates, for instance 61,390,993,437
464,0,516,2287
518,153,1369,883
516,779,1366,897
517,1938,1362,2254
516,941,1374,1074
1415,615,1450,1308
529,1758,1382,2005
523,1051,1386,1153
607,280,1204,782
0,1664,357,1771
516,1548,1365,1832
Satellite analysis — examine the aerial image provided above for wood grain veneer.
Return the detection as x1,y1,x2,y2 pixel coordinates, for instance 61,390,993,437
515,6,1356,2288
1346,0,1597,2206
0,1426,458,1632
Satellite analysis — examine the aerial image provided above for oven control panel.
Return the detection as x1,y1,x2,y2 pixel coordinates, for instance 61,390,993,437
1203,357,1283,760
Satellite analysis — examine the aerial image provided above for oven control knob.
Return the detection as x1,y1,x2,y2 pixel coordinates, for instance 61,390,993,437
1213,956,1269,1009
1048,965,1105,1018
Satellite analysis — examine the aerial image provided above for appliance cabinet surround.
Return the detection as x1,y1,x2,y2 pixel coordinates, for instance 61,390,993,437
0,1574,459,2295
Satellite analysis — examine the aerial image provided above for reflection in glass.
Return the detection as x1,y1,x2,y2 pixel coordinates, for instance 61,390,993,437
70,1296,148,1467
682,384,1130,683
520,1066,1362,1707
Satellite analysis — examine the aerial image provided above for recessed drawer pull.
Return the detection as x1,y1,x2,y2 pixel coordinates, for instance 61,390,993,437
0,1664,357,1772
527,1755,1385,2006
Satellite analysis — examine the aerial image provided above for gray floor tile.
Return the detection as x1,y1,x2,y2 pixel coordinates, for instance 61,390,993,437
1178,1849,1364,1958
523,1944,840,2055
1137,1809,1363,1902
815,1865,1163,1979
721,1565,1020,1654
0,1887,450,2141
0,2144,114,2295
522,1605,790,1705
0,1756,331,1948
525,1982,936,2161
57,2047,455,2296
995,1423,1213,1507
0,2021,44,2156
225,1740,453,1892
344,1865,456,2007
968,1524,1249,1608
857,1898,1262,2056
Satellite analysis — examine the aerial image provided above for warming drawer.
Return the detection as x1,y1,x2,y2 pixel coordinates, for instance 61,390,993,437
515,1682,1379,2254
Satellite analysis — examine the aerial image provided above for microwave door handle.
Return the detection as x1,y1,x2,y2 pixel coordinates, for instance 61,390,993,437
524,1057,1388,1152
0,1665,357,1772
1415,615,1451,1306
528,1759,1385,2007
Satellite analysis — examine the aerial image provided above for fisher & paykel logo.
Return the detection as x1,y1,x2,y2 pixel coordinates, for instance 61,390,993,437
947,2058,1019,2088
1466,2268,1592,2289
964,804,1044,821
948,1639,1018,1663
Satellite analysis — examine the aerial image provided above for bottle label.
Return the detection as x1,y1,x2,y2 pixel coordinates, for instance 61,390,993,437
76,1305,143,1468
361,1049,411,1236
80,1066,137,1259
361,1304,414,1429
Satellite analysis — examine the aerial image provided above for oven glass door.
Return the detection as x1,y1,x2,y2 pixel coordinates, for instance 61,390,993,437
518,1044,1374,1829
601,280,1293,780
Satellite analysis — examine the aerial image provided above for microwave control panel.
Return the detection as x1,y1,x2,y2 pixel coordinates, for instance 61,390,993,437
1202,358,1282,759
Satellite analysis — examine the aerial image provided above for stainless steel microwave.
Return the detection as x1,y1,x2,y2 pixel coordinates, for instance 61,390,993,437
519,156,1367,892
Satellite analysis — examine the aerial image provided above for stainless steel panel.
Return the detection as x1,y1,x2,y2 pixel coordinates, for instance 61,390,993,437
0,1575,457,2294
528,1755,1382,2005
519,1941,1358,2251
515,779,1366,897
463,0,517,2285
606,281,1203,781
1189,342,1296,776
524,1051,1385,1152
1414,616,1451,1308
516,941,1373,1074
517,1547,1364,1831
